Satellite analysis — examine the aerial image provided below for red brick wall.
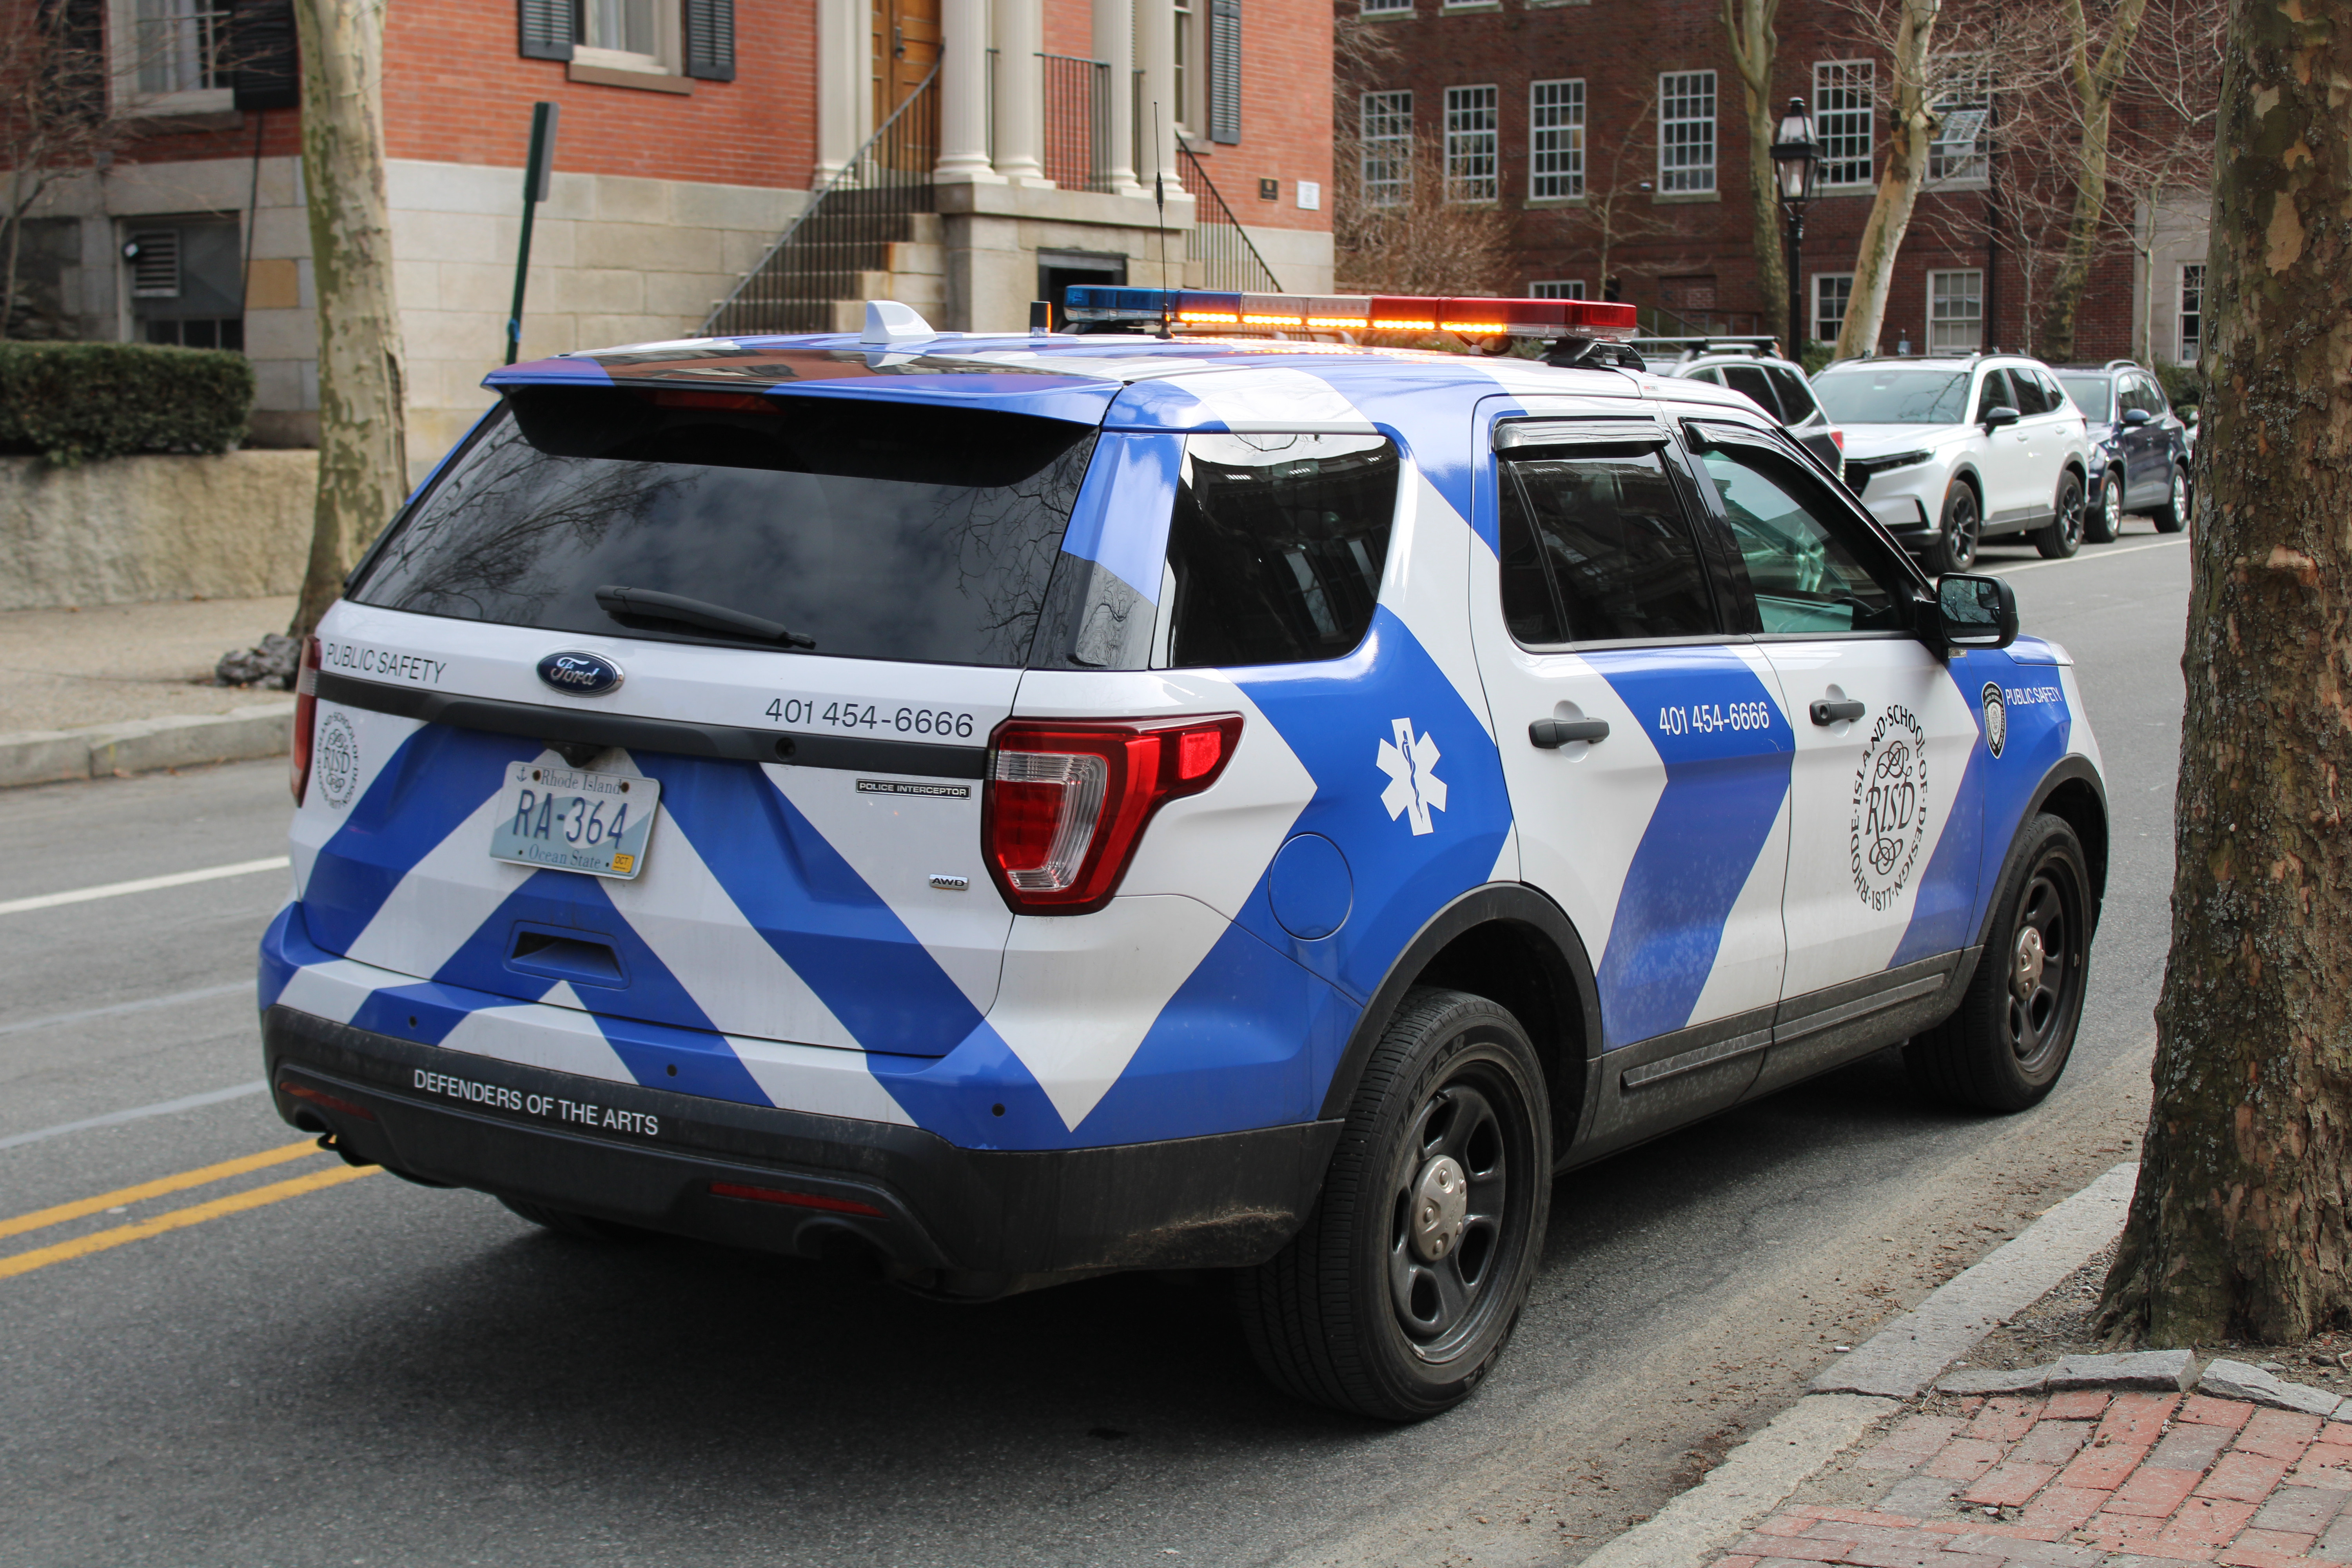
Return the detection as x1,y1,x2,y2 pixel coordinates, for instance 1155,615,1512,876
1336,0,2173,360
1188,0,1334,231
381,0,818,189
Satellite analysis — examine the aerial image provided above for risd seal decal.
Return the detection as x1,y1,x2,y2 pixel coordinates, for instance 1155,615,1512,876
316,710,361,808
1981,681,2008,759
1851,704,1928,912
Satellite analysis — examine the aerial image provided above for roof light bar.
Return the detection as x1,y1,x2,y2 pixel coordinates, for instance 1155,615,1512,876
1061,287,1639,343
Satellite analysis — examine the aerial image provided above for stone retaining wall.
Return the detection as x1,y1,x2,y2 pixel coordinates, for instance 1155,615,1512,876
0,450,318,612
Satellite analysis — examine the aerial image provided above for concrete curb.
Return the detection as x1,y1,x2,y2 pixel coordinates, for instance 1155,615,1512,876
0,699,294,788
1580,1161,2140,1567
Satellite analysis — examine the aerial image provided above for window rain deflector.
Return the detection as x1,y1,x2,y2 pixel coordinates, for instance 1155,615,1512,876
1494,416,1671,452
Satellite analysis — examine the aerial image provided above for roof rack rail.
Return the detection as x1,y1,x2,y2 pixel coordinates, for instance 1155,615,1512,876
2104,358,2140,371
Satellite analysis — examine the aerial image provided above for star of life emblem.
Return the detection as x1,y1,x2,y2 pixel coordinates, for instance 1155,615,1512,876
1376,718,1448,835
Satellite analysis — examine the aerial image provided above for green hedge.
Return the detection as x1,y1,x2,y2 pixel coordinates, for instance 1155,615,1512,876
0,341,254,464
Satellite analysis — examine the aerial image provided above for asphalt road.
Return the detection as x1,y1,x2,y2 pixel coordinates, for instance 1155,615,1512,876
0,526,2190,1568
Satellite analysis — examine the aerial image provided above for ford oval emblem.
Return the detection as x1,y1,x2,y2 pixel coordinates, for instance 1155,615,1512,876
537,650,624,697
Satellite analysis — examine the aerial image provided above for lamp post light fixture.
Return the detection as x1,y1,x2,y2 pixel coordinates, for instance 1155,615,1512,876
1769,97,1822,359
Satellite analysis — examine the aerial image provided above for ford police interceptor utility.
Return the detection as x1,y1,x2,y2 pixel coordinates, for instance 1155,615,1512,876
261,290,2106,1422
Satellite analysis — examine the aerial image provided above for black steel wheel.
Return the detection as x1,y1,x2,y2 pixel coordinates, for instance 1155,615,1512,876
2152,464,2192,533
1236,988,1550,1421
1905,814,2094,1111
2034,470,2086,559
1929,481,1981,573
2084,466,2123,543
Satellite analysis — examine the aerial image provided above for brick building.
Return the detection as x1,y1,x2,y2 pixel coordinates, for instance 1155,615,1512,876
1339,0,2207,368
5,0,1333,472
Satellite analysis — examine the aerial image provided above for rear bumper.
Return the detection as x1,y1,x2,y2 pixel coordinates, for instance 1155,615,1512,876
264,1004,1342,1296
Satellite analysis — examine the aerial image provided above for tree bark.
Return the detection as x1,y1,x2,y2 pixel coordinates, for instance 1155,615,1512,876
1833,0,1938,359
2098,0,2352,1345
1722,0,1789,347
289,0,407,639
2039,0,2152,363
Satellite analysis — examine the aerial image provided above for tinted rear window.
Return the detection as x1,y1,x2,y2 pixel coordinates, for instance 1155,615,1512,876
353,388,1097,667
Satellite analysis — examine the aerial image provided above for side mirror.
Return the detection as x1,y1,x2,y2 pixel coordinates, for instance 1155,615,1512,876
2120,407,2152,426
1981,405,2022,430
1937,573,2018,650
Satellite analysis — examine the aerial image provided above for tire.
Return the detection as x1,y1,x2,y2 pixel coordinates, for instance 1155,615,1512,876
2033,470,2086,559
499,1196,645,1241
2152,463,2191,533
1235,988,1551,1421
1905,814,2093,1112
1927,481,1981,573
2084,466,2123,544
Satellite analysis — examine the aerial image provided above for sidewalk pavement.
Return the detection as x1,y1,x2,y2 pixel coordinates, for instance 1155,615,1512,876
1718,1391,2352,1566
0,596,297,787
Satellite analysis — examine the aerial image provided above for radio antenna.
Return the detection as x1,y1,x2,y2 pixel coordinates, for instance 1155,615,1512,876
1153,106,1171,338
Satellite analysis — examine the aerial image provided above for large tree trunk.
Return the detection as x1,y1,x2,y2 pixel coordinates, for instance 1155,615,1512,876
1833,0,1938,360
2098,0,2352,1345
1722,0,1788,347
2040,0,2152,362
289,0,407,639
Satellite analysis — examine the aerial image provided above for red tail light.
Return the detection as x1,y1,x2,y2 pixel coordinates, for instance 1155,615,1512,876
982,714,1244,914
289,634,321,804
1829,428,1846,450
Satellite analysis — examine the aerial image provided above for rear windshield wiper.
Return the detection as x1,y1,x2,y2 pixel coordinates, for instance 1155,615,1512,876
595,585,815,650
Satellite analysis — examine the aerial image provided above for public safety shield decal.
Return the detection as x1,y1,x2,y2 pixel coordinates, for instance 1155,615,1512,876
1981,681,2008,759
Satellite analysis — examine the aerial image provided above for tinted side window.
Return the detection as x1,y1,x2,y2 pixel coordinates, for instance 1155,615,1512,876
1163,432,1398,667
1720,364,1784,420
1499,447,1717,643
2010,368,2053,416
1975,369,2016,419
1768,366,1820,423
1700,445,1903,635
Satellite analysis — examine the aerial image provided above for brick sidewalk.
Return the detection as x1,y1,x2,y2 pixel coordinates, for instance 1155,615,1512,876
1715,1389,2352,1566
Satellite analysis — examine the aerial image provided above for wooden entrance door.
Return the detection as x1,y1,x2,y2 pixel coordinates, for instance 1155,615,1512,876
873,0,940,127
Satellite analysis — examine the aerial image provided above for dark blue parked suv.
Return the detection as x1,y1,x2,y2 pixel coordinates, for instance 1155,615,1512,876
2053,361,2193,541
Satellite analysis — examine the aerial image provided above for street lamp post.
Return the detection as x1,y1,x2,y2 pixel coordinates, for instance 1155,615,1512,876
1769,98,1821,360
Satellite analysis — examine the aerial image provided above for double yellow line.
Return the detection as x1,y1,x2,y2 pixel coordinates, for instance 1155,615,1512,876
1,1140,377,1280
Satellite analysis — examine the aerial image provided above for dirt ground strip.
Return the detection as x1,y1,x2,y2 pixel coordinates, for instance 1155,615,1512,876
0,596,294,732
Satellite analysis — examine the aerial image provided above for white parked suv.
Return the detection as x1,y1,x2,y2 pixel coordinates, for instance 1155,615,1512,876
1812,355,2093,570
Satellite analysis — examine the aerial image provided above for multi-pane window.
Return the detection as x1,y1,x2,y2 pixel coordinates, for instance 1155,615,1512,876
1929,57,1992,184
1445,85,1500,202
2178,264,2205,363
129,0,231,97
1174,0,1194,130
1530,79,1586,199
1361,0,1413,13
1530,280,1587,299
1814,62,1874,189
1361,91,1413,207
1658,71,1717,193
1813,273,1854,346
1929,269,1984,351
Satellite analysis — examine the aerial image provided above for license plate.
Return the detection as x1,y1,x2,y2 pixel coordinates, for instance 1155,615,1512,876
488,762,661,879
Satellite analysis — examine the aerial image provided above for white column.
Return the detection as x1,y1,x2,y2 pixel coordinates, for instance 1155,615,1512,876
1136,0,1184,196
938,0,1004,181
1091,0,1142,195
814,0,862,183
994,0,1051,185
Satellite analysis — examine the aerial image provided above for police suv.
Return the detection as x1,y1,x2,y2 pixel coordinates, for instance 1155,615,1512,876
262,290,2105,1422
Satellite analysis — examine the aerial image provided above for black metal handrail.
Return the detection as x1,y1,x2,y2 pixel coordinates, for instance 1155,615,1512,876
1178,147,1282,294
703,68,940,337
1041,53,1115,193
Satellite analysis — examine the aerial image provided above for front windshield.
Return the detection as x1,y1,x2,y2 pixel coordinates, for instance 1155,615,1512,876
2056,375,2113,421
1811,368,1973,426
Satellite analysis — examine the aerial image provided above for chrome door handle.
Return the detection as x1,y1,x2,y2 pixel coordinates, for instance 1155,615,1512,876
1530,718,1609,748
1809,698,1866,725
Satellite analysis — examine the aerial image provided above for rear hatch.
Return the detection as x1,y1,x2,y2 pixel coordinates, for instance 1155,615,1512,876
296,377,1106,1058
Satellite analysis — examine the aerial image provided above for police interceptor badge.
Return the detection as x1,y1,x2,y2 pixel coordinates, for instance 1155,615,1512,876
1981,682,2007,759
